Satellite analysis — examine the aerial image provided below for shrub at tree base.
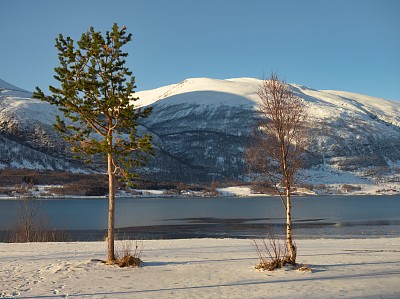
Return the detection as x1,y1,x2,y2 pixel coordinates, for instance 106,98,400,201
111,240,143,268
253,233,297,271
113,254,142,268
255,255,296,271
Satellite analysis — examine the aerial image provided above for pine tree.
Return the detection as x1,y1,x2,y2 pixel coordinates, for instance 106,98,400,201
34,23,153,264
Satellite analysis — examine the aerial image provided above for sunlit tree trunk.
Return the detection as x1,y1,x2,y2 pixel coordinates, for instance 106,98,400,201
107,134,116,263
283,145,297,264
285,187,296,263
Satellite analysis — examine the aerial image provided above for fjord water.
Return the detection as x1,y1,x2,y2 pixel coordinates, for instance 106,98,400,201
1,196,399,239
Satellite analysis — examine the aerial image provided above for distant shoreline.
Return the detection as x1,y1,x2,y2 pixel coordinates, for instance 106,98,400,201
1,184,400,200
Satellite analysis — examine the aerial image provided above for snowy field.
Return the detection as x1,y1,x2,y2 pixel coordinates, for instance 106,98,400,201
1,238,399,298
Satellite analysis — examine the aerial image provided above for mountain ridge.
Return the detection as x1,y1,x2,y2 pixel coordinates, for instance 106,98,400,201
1,78,399,186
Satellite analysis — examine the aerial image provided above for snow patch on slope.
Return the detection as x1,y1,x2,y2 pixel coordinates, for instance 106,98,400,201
0,97,59,127
135,77,260,108
136,78,400,127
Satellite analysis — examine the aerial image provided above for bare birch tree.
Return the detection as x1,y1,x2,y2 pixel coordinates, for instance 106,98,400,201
246,73,308,265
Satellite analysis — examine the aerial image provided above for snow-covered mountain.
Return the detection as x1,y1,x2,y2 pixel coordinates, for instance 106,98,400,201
1,77,400,185
135,78,400,183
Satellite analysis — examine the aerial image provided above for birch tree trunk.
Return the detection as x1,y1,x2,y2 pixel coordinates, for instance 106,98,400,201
285,187,296,263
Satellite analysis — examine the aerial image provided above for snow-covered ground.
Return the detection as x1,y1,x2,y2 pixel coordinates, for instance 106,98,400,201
1,238,399,298
217,186,267,197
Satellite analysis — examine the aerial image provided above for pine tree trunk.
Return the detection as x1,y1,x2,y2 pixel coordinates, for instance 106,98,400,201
285,186,296,264
107,153,116,264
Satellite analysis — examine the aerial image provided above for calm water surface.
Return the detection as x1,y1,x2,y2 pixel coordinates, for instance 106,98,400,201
0,195,399,240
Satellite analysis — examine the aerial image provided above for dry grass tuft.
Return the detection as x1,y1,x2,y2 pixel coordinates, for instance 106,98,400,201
253,232,297,271
295,262,313,273
114,240,143,268
114,254,142,268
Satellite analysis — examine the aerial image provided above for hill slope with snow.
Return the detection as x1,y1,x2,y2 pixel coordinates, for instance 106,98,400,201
0,79,33,98
1,77,399,186
0,80,89,172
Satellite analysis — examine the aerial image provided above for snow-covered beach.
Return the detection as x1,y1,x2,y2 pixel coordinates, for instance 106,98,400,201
1,238,399,298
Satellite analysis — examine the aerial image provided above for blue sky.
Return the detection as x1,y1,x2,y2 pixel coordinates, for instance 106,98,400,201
1,0,399,100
